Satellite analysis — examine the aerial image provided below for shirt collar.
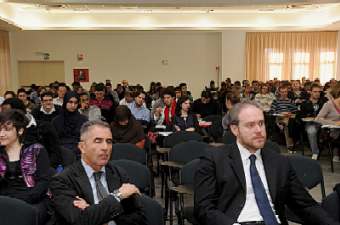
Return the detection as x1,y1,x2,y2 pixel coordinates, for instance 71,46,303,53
40,106,56,114
237,141,262,162
81,159,106,179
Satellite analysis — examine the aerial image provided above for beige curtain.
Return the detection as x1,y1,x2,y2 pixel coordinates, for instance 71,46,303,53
0,31,11,95
245,31,338,82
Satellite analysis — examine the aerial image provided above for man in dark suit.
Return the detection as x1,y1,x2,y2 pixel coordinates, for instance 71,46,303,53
48,120,146,225
194,100,339,225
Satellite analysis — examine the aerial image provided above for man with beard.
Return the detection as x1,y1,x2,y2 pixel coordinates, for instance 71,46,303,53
194,100,339,225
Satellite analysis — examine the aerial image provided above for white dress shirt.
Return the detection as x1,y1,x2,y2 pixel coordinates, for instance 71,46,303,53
81,159,109,204
235,141,280,224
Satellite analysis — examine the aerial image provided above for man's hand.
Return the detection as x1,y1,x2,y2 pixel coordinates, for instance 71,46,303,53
73,196,89,210
118,183,141,199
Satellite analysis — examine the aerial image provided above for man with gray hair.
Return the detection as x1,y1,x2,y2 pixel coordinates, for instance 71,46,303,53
194,100,339,225
49,120,146,225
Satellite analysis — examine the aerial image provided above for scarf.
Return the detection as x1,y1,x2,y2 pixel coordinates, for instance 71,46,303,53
163,100,176,125
0,143,42,187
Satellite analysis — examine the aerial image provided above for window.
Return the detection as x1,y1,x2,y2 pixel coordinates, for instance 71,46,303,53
320,51,335,84
292,52,309,80
267,50,283,80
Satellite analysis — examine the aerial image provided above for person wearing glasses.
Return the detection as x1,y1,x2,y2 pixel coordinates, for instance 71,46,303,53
31,91,61,124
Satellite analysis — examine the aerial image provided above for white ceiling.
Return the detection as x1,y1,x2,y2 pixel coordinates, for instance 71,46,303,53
0,0,339,30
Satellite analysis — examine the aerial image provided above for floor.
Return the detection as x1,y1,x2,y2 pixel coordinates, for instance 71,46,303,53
152,144,340,225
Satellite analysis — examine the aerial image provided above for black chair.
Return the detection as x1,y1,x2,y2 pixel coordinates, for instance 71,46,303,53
163,131,203,148
321,191,340,222
112,159,152,196
0,196,37,225
170,159,200,225
222,130,236,144
60,146,76,167
286,155,326,224
168,140,209,164
264,140,281,154
140,195,164,225
203,115,223,142
111,143,147,165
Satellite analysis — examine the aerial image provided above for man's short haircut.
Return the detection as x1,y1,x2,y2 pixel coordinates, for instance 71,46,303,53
57,82,67,89
80,120,111,139
161,87,175,98
310,83,321,91
95,83,105,92
135,90,146,97
201,91,211,98
17,88,27,95
79,92,90,98
228,100,262,126
40,91,54,99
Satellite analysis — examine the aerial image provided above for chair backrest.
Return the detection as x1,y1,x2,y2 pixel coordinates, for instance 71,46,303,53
163,131,202,148
222,130,236,144
180,159,200,186
288,155,326,199
203,115,223,141
264,140,281,154
168,140,209,164
112,159,151,195
60,146,76,167
321,192,340,222
140,195,164,225
0,196,37,225
111,143,147,164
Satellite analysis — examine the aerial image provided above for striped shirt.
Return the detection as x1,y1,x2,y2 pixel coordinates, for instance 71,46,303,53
270,98,298,114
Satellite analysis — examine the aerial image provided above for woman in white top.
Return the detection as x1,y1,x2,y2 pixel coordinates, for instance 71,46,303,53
254,84,275,112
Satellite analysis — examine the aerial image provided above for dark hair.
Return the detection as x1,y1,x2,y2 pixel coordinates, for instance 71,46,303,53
330,81,340,99
310,83,321,91
0,109,28,143
176,96,191,116
201,91,211,98
161,87,175,98
57,83,67,90
135,90,146,98
2,98,27,114
225,92,241,105
95,83,105,92
17,88,27,95
4,91,16,98
40,91,54,99
115,105,132,122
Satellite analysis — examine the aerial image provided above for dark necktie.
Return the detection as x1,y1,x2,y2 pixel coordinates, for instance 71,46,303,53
249,154,279,225
93,171,109,201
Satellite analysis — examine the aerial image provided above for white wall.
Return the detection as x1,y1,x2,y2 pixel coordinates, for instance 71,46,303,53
221,30,246,83
10,31,221,98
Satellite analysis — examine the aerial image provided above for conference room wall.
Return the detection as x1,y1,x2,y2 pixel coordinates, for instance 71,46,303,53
9,31,223,98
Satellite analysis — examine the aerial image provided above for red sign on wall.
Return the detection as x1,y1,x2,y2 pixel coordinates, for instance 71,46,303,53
73,68,89,82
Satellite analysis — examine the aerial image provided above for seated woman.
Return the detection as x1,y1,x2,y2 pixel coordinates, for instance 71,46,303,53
173,96,199,132
0,109,50,224
111,105,145,149
52,91,88,158
316,81,340,162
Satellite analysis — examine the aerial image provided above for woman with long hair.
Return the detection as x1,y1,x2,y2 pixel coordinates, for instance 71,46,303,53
173,96,199,132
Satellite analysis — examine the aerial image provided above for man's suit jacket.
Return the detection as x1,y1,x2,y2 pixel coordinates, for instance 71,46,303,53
194,143,338,225
48,161,146,225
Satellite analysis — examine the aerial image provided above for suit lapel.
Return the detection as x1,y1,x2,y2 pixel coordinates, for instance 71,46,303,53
228,144,246,192
105,164,122,193
74,162,95,205
261,148,278,202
